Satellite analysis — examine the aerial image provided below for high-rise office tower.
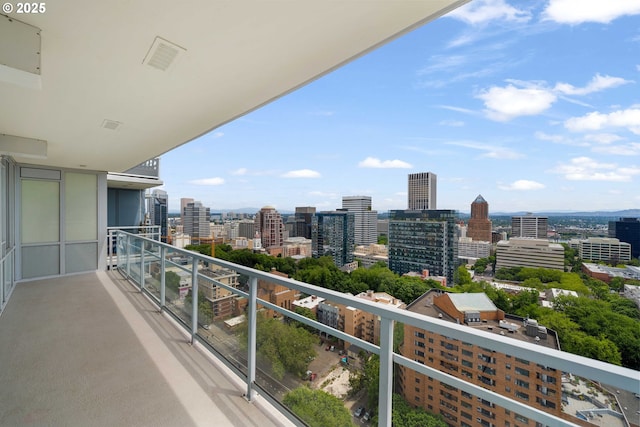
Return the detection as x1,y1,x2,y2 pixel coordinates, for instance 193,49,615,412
467,194,492,242
312,210,355,267
388,209,458,284
408,172,437,210
180,197,194,225
294,206,316,239
341,196,377,246
255,206,284,249
511,214,548,239
148,189,168,242
183,201,210,240
609,217,640,259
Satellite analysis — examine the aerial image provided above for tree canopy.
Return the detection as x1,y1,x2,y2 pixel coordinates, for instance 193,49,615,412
283,387,354,427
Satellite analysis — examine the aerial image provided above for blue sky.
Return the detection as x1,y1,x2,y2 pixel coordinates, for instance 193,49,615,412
160,0,640,214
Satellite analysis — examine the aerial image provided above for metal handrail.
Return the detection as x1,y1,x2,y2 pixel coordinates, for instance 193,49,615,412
113,230,640,427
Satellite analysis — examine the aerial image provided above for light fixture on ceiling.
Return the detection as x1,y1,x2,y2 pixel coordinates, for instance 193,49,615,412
0,15,42,89
0,133,47,159
142,36,186,72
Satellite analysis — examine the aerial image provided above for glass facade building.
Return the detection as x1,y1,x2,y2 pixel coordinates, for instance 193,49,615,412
311,210,355,267
388,209,458,284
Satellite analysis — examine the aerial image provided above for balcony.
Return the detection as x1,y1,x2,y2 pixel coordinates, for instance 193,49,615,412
1,230,638,427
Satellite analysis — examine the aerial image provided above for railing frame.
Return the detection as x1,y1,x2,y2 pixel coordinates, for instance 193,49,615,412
113,231,640,427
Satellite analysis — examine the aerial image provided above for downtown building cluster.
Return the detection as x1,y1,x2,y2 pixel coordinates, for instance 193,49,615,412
142,171,640,427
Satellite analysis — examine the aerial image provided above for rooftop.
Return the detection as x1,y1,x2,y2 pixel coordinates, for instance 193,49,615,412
408,290,559,350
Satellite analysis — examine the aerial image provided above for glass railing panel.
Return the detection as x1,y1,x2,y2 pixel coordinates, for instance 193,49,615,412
111,231,640,427
162,250,194,328
142,242,162,303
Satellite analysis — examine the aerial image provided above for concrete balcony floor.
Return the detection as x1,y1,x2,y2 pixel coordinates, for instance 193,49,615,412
0,271,293,427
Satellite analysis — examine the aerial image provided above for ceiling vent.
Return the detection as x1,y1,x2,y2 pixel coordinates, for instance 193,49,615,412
102,119,122,131
142,37,186,72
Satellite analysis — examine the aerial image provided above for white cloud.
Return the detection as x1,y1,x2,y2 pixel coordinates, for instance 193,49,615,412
438,105,477,115
498,180,545,191
189,177,225,186
592,143,640,156
550,156,640,181
358,157,413,169
554,74,632,95
447,141,523,159
281,169,321,178
476,84,557,121
543,0,640,24
231,168,247,176
447,0,531,25
439,120,465,127
210,132,224,139
564,108,640,134
476,74,631,121
584,133,624,144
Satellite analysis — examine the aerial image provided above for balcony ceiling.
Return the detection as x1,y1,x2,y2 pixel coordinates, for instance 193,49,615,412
0,0,466,172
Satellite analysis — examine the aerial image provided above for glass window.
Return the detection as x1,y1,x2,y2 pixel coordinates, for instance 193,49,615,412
21,180,59,243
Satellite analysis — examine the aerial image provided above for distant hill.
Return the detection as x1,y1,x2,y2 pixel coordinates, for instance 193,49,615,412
491,209,640,217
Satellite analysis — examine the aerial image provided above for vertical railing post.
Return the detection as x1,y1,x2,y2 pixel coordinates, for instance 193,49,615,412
160,246,166,311
190,257,199,344
107,229,112,269
246,276,258,401
139,239,145,291
125,234,131,278
378,317,394,427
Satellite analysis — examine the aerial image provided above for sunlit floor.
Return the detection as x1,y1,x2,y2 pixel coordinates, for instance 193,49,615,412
0,271,293,427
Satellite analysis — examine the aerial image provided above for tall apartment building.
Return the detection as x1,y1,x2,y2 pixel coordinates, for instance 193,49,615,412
388,209,458,284
408,172,437,210
399,290,562,427
183,201,210,241
609,217,640,259
495,238,564,271
511,214,548,239
578,237,631,263
312,210,355,267
294,206,315,239
255,206,285,249
467,195,492,242
342,196,377,246
147,189,168,242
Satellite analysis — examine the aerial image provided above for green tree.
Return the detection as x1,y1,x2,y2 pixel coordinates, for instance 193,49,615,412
392,394,446,427
454,266,472,286
165,271,181,294
283,387,354,427
239,313,317,379
363,354,380,410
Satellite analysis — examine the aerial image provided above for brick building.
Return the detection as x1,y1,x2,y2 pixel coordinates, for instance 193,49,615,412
399,290,562,427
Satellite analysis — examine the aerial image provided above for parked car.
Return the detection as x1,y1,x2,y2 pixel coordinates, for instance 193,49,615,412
363,410,371,421
354,406,365,417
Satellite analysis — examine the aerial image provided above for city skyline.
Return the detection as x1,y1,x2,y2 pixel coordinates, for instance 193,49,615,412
159,1,640,214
